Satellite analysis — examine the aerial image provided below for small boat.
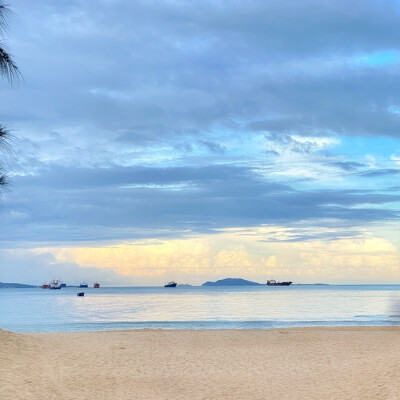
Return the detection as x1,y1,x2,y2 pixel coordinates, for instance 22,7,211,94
48,279,62,289
77,292,85,297
164,281,177,288
266,280,292,286
79,283,88,288
93,282,100,288
41,283,49,289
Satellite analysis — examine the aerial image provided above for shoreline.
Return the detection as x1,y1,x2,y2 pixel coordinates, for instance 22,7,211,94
2,327,400,399
4,322,400,334
6,324,400,334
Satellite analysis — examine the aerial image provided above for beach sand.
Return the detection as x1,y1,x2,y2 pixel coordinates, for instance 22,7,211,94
1,327,400,400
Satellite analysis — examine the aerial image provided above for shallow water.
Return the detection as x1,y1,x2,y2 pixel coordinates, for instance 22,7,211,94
2,285,400,332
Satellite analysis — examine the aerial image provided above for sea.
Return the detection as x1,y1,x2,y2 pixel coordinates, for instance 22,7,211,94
2,285,400,333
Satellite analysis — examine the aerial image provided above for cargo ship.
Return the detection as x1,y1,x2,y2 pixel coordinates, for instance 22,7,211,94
48,279,62,289
266,280,292,286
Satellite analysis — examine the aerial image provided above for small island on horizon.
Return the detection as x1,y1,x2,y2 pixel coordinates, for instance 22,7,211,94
0,282,37,289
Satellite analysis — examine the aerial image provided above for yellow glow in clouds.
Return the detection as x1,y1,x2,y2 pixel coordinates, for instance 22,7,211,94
34,226,400,284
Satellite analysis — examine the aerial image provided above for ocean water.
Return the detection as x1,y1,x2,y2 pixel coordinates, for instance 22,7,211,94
2,285,400,333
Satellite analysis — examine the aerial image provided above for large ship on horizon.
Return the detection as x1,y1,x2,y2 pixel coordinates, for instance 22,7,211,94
266,280,292,286
48,279,62,289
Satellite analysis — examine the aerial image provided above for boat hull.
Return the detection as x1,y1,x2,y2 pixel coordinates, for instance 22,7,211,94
266,280,292,286
48,279,62,289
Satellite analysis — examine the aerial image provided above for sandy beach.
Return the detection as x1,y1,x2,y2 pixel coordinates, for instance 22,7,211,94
1,327,400,400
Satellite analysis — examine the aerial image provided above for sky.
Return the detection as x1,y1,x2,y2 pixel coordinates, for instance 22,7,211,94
1,0,400,286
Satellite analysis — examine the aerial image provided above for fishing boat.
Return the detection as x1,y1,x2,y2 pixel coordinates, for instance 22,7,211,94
41,283,49,289
266,280,292,286
79,283,88,288
93,282,100,288
48,279,62,289
77,292,85,297
164,281,177,288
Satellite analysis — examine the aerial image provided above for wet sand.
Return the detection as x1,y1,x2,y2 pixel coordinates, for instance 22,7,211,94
1,327,400,399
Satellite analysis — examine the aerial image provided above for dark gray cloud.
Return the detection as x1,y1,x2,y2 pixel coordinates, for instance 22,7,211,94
1,163,398,243
1,0,400,248
2,0,400,141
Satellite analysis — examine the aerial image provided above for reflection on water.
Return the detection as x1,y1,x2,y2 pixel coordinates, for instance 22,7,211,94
2,285,400,332
388,298,400,319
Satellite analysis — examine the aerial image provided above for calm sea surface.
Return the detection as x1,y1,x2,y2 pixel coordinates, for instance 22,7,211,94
2,285,400,332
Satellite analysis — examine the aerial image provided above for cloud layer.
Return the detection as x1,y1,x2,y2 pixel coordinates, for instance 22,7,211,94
1,0,400,283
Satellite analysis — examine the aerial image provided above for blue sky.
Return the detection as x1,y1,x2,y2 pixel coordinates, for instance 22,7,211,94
0,0,400,285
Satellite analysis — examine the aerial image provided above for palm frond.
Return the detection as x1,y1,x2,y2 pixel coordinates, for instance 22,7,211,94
0,46,20,83
0,173,7,186
0,3,11,32
0,125,14,190
0,2,16,192
0,2,20,83
0,124,13,153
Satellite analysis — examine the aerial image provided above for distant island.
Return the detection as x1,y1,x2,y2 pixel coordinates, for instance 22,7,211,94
0,282,37,288
202,278,262,286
